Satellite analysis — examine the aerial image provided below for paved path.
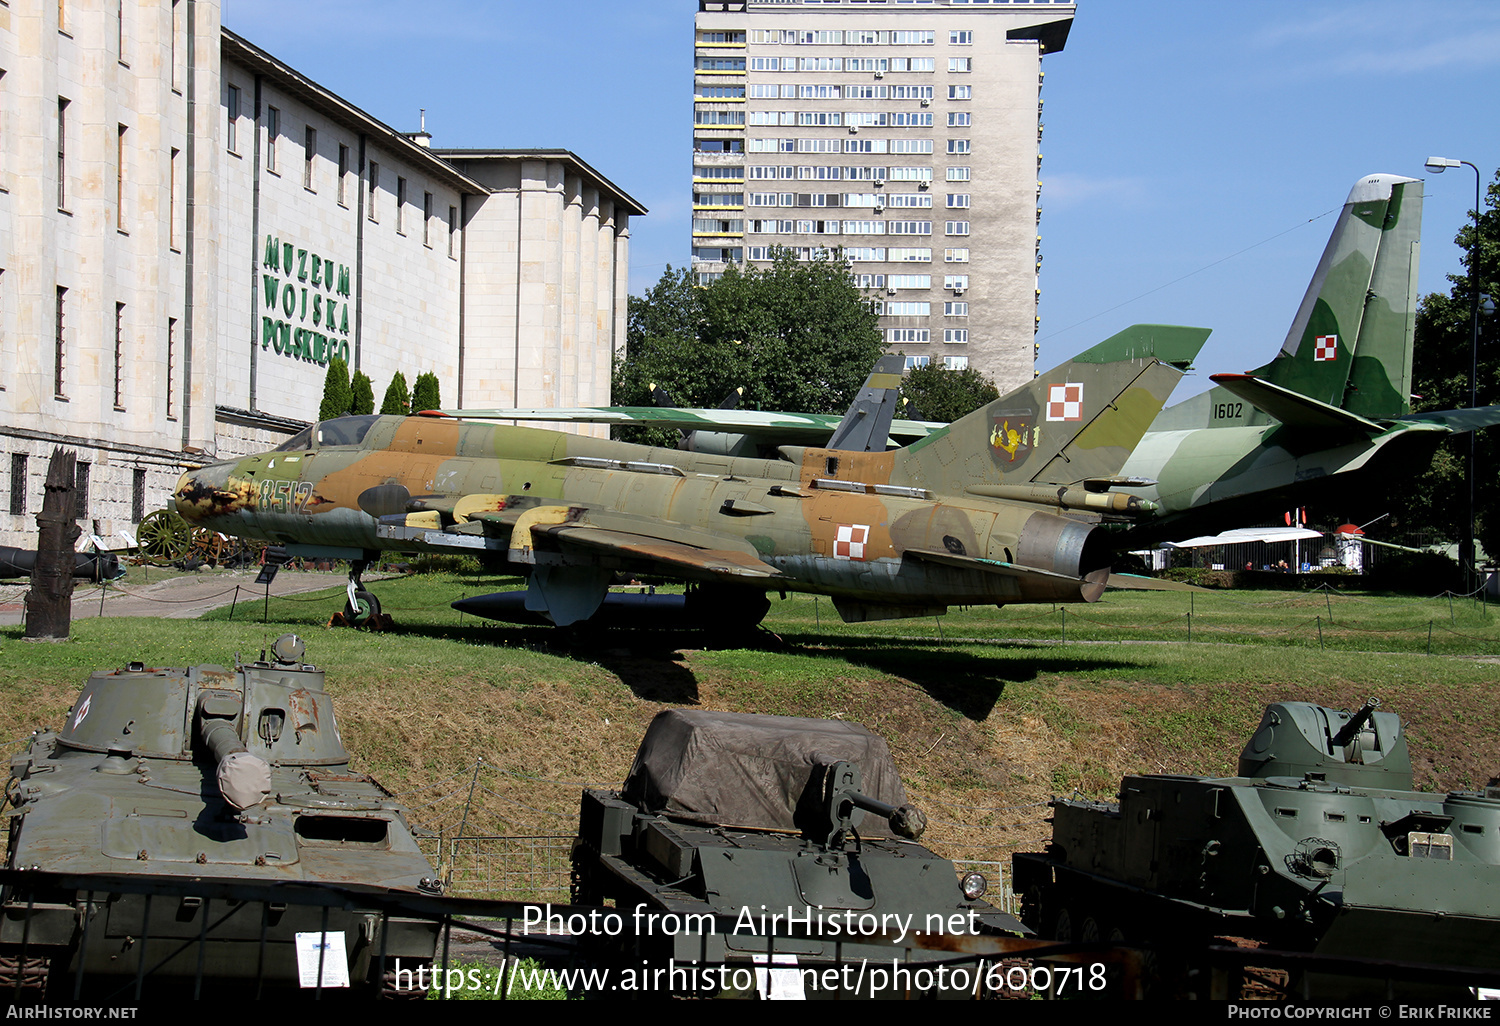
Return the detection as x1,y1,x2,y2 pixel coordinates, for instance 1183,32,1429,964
0,568,352,626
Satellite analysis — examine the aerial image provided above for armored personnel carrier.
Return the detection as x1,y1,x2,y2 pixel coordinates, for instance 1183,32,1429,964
1013,700,1500,999
0,635,440,999
572,709,1024,998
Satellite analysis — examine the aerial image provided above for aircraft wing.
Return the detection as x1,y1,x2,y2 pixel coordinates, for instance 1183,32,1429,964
1400,404,1500,433
535,525,784,579
427,405,939,445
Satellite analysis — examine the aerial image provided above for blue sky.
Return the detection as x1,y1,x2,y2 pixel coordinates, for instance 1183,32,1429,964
223,0,1500,397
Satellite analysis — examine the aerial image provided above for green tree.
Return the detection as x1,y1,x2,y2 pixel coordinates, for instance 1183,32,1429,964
317,356,352,421
899,362,1001,423
614,249,884,445
1391,167,1500,556
350,370,375,415
380,372,410,416
411,371,441,413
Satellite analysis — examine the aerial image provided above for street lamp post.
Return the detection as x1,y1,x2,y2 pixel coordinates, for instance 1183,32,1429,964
1425,156,1483,590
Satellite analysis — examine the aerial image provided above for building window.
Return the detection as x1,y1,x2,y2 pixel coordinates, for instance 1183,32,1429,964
132,468,146,523
113,302,125,409
396,176,406,234
948,58,971,73
116,0,125,61
904,356,930,370
337,144,349,206
944,329,969,344
947,139,971,155
950,30,972,45
169,148,180,249
54,287,66,398
265,106,278,172
367,161,378,221
947,194,970,209
166,317,177,420
949,85,972,100
945,275,969,290
116,124,127,230
945,221,970,235
170,0,182,92
948,112,970,127
944,301,968,316
944,248,970,262
943,356,969,370
73,461,89,520
947,167,971,182
423,191,433,247
10,454,26,515
226,85,240,153
303,126,316,190
448,205,458,258
888,329,931,344
56,98,68,209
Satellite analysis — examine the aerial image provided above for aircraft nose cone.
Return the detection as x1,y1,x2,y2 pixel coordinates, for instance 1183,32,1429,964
174,462,245,521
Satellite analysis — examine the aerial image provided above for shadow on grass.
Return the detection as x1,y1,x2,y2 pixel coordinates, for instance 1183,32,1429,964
390,619,705,704
776,632,1141,721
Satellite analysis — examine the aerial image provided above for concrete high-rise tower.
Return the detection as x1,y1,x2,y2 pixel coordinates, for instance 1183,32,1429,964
692,0,1072,392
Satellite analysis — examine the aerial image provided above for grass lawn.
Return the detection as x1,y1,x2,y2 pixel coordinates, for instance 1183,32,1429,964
4,573,1496,874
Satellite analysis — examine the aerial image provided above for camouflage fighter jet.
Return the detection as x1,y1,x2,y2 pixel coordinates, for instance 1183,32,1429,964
173,327,1206,629
1118,172,1500,543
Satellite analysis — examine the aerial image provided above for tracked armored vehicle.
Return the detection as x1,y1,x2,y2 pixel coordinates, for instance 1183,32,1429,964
0,635,440,999
573,709,1024,998
1013,700,1500,999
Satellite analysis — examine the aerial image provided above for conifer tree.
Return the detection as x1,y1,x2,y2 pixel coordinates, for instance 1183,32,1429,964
380,372,410,415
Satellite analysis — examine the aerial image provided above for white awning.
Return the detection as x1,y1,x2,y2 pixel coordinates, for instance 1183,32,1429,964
1162,527,1324,549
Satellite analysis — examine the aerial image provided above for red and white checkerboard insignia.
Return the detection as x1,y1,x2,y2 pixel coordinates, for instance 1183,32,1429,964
1045,382,1083,422
1314,335,1338,362
834,524,869,561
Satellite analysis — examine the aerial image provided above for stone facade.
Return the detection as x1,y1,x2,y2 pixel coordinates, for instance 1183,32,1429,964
0,1,642,548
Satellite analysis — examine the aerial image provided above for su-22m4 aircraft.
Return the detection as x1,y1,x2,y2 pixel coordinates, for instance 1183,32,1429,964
173,326,1207,630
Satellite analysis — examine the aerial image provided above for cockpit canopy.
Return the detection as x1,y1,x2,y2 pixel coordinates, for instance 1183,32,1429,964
272,415,384,453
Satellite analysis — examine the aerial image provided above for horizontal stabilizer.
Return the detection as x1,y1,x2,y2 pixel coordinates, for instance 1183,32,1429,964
1209,374,1385,436
904,548,1081,584
1401,404,1500,434
1105,573,1205,592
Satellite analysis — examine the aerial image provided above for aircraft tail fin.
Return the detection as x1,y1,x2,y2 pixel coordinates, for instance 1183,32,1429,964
892,324,1209,492
1255,174,1423,416
827,355,906,452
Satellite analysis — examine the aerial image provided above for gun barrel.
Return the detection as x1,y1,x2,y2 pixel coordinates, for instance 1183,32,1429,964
196,704,271,811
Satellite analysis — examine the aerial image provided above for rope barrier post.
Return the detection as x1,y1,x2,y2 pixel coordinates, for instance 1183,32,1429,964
1427,620,1433,656
1060,606,1066,645
1316,615,1323,651
1325,589,1333,625
97,578,107,618
1187,610,1191,643
1449,592,1455,623
228,585,239,622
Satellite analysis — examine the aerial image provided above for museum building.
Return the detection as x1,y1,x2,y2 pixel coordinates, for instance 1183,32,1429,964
0,1,644,548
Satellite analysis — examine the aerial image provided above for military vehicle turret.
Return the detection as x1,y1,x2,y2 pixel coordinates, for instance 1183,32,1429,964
1013,699,1500,999
572,709,1023,998
0,635,440,999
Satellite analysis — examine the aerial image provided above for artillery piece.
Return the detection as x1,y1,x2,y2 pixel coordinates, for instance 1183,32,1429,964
571,709,1021,998
1013,699,1500,999
1,635,440,999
